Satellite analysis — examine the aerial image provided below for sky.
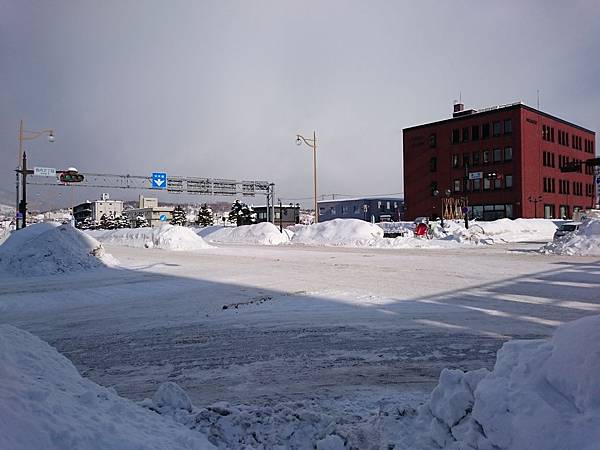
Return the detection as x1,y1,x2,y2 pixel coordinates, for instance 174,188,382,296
1,0,599,210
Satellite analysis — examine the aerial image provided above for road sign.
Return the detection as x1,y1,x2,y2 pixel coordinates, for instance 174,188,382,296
159,214,168,221
33,167,56,177
16,212,23,219
151,172,167,189
596,176,600,185
468,172,483,180
461,206,469,214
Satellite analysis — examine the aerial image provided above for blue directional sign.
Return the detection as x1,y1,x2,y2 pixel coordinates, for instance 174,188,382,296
151,172,167,189
159,214,168,222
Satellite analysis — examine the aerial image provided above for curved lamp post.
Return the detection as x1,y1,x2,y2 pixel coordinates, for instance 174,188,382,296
16,120,55,229
296,131,318,223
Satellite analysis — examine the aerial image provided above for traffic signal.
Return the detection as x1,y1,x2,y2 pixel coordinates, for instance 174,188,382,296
59,170,85,183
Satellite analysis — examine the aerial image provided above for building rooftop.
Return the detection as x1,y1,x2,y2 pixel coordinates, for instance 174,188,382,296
403,102,595,134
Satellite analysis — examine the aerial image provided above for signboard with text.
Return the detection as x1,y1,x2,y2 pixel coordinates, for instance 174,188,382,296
33,167,56,177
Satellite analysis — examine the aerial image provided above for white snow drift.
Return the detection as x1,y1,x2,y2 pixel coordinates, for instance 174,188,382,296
417,314,600,450
0,223,116,277
197,222,289,245
541,218,600,256
88,224,212,250
292,218,384,246
0,324,214,450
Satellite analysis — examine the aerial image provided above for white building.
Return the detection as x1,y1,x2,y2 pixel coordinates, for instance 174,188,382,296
92,193,123,221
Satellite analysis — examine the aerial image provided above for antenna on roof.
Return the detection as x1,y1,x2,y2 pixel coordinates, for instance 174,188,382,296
459,91,462,103
537,89,540,110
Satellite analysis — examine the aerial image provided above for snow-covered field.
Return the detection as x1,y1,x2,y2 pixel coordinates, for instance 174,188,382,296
1,220,599,448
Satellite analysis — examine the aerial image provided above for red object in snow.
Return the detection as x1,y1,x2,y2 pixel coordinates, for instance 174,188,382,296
415,223,428,237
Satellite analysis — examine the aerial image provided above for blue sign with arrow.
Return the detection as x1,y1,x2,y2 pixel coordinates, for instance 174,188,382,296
159,214,168,222
151,172,167,189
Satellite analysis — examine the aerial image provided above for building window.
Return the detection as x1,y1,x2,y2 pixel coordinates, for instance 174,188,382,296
550,127,555,142
472,125,480,141
454,179,462,192
342,205,349,214
330,207,336,215
462,127,469,142
463,153,470,167
559,205,568,219
483,178,491,190
544,204,555,219
493,121,501,137
504,147,512,161
430,156,437,172
482,123,490,139
429,133,437,148
431,181,438,197
452,129,460,144
483,150,490,164
504,119,512,134
493,148,502,162
494,178,502,190
472,179,481,191
452,154,460,168
353,205,359,214
472,151,480,166
505,175,513,188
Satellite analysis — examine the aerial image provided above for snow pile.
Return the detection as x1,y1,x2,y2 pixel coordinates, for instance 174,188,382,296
417,314,600,450
0,325,214,450
0,223,116,276
197,222,289,245
541,219,600,256
473,218,557,243
291,219,384,246
89,224,212,250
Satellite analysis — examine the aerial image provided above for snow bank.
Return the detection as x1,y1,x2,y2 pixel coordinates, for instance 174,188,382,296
472,218,557,243
417,314,600,450
0,324,214,450
541,218,600,256
0,223,116,276
291,219,384,246
197,222,289,245
89,224,212,250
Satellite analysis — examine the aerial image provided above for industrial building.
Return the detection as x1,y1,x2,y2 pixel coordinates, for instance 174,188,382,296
73,193,123,224
403,102,596,220
122,194,174,227
317,197,404,223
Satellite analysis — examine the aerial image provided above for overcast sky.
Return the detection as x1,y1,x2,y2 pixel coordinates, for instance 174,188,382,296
1,0,599,209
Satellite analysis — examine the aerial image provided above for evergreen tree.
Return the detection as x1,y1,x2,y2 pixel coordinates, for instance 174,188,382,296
229,200,257,226
196,204,214,227
170,205,187,226
135,215,150,228
115,215,131,228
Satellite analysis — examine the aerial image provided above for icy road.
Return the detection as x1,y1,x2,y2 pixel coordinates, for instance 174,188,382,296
1,243,599,415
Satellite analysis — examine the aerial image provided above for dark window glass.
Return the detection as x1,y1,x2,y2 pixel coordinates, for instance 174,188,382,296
463,153,470,167
504,147,513,161
493,148,502,162
483,150,490,164
505,175,513,188
454,179,461,192
472,125,480,140
494,178,502,189
431,181,438,196
482,123,490,139
452,154,460,168
472,151,480,165
429,133,437,148
462,127,469,142
550,127,554,142
504,119,512,134
472,179,481,191
493,121,501,136
429,156,437,172
452,129,460,144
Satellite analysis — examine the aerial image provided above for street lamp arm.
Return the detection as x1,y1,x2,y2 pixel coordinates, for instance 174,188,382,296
22,129,54,140
296,134,316,148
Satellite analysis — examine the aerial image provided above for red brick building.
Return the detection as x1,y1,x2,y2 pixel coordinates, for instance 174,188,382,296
403,102,596,220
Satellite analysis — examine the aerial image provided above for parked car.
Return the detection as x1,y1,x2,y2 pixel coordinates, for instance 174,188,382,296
553,222,581,241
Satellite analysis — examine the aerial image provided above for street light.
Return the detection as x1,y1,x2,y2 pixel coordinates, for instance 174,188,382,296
528,195,543,218
16,120,55,229
296,131,318,223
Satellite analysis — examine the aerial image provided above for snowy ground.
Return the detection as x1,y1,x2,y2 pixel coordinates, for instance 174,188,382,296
1,238,599,448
